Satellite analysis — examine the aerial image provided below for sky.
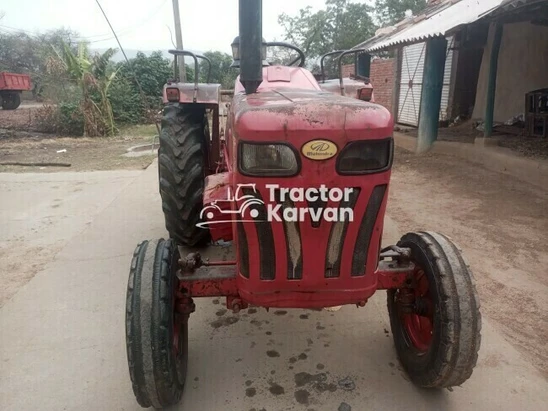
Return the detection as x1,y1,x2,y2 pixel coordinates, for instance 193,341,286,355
0,0,335,54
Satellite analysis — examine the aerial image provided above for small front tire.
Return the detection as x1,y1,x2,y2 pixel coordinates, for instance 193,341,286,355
387,231,481,388
125,239,187,409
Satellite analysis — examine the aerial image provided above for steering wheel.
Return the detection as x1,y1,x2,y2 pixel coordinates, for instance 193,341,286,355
265,42,306,67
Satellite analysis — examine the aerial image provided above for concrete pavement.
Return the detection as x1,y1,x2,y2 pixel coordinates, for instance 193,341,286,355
1,163,547,410
0,170,142,306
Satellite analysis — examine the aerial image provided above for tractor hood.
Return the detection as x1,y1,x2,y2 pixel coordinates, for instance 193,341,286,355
233,88,393,141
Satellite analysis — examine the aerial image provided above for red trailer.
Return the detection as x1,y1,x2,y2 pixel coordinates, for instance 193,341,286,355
0,72,31,110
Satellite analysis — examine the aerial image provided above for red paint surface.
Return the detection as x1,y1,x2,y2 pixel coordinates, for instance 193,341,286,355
185,65,398,308
401,266,434,351
234,66,321,93
0,72,31,91
203,173,234,241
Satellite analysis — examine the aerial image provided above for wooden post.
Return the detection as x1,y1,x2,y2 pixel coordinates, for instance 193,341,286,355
484,23,503,138
417,37,447,153
392,47,403,120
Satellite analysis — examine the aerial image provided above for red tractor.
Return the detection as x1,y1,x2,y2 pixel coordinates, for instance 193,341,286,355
125,1,481,408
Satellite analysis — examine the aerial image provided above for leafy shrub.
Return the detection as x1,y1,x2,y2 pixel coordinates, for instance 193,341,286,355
34,104,59,133
109,76,142,125
58,101,85,135
34,101,84,136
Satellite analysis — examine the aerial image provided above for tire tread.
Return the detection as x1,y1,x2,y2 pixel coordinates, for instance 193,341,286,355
159,104,209,246
388,231,481,388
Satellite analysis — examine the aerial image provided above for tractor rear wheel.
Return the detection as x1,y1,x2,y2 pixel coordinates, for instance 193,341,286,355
125,239,188,409
387,231,481,388
1,92,21,110
159,103,210,246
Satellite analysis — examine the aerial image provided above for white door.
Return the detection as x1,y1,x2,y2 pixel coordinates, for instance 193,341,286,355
397,37,454,126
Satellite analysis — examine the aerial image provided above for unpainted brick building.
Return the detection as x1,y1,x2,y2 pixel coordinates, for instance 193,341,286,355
342,59,395,113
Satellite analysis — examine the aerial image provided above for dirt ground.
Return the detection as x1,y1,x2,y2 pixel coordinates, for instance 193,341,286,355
0,105,37,130
388,147,548,378
0,125,158,172
399,121,548,160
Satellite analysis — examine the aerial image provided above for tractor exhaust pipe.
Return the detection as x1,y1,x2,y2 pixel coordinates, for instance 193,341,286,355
239,0,263,94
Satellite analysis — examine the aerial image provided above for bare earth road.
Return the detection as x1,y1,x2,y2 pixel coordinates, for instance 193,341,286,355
1,151,547,410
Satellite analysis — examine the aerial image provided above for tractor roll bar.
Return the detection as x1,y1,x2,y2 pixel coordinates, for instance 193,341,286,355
265,42,306,67
320,50,345,82
168,49,212,89
338,48,367,96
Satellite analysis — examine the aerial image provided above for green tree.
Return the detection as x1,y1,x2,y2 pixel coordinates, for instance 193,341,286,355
200,51,238,89
278,0,377,59
184,51,238,89
111,51,173,123
375,0,427,26
117,51,172,98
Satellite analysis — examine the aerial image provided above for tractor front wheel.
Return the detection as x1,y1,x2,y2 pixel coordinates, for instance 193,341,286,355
387,231,481,388
125,239,188,409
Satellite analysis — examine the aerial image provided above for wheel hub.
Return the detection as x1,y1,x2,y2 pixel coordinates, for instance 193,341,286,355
397,268,434,352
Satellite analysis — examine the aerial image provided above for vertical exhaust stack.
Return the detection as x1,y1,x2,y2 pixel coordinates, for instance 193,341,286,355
239,0,263,94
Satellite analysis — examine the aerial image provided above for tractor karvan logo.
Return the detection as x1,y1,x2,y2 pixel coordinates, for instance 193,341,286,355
197,183,354,228
302,139,338,160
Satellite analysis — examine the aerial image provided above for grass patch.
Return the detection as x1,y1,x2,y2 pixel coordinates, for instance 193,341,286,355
118,123,159,139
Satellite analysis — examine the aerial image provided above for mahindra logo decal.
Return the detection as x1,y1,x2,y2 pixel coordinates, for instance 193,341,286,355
310,142,330,152
302,139,338,160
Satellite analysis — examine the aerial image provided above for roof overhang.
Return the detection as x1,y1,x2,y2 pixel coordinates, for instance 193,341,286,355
355,0,508,52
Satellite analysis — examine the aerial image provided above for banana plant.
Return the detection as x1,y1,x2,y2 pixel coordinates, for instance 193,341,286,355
55,42,118,136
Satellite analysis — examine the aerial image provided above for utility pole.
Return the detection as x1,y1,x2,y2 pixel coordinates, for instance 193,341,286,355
172,0,186,82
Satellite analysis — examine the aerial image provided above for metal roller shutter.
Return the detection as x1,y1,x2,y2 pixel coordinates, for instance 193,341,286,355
397,37,454,126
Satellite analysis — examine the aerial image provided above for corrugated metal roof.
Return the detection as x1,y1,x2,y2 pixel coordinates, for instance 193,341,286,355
359,0,506,52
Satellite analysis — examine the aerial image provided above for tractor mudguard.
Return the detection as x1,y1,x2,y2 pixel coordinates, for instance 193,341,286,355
162,82,222,105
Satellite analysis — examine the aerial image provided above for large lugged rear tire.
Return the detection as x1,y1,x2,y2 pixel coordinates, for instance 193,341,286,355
1,92,21,110
159,104,209,246
387,231,481,388
125,239,188,409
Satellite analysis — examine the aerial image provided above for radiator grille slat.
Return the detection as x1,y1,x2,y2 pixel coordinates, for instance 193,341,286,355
306,198,328,228
324,188,360,278
274,191,303,280
237,221,249,278
243,188,276,280
351,185,387,276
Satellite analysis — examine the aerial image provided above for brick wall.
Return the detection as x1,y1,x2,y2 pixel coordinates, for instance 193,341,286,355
341,64,354,78
341,58,395,112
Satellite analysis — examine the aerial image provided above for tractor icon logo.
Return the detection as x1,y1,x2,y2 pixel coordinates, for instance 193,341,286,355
198,184,265,227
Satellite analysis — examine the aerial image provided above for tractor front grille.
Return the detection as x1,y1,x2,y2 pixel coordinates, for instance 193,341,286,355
238,185,387,281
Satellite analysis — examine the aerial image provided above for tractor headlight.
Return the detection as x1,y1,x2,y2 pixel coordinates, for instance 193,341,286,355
239,142,300,177
336,138,393,175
